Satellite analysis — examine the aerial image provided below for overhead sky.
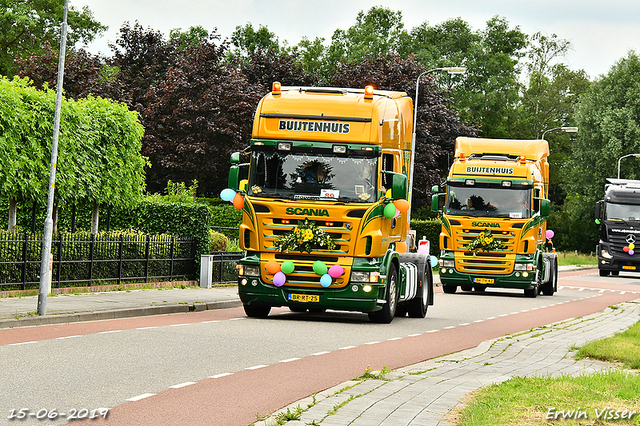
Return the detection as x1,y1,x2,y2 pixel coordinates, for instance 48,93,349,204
71,0,639,79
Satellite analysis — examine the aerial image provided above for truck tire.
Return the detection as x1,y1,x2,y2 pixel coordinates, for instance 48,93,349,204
442,284,457,294
407,264,430,318
368,263,398,324
243,304,271,318
541,257,557,296
599,269,610,277
524,268,541,298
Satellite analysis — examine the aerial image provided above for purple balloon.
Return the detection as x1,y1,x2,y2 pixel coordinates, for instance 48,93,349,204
273,271,286,287
629,249,635,256
328,264,344,278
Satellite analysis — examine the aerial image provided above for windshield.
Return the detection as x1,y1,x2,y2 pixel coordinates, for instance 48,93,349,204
446,185,532,219
248,148,378,202
605,202,640,221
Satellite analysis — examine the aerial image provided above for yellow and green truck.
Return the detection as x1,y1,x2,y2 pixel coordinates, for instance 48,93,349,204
226,83,434,323
431,137,558,297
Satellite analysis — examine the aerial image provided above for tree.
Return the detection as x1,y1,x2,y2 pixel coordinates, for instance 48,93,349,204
570,52,640,198
0,77,146,233
142,32,261,197
109,22,176,111
230,23,281,58
331,54,477,208
0,0,106,77
15,43,123,101
326,7,408,70
516,32,590,204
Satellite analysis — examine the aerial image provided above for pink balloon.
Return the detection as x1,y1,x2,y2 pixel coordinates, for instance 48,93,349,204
629,249,635,256
546,230,555,239
273,271,286,287
328,264,344,278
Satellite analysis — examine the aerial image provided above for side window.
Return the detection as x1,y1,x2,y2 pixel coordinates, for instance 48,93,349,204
381,153,394,190
533,188,540,212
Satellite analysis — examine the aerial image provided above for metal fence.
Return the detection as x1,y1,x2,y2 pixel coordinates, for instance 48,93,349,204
208,251,244,284
0,232,197,290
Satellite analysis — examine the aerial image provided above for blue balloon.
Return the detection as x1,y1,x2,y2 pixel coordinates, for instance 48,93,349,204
320,274,332,288
220,188,236,202
430,256,438,268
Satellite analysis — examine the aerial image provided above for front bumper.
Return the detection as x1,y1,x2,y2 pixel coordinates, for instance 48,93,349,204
238,276,385,313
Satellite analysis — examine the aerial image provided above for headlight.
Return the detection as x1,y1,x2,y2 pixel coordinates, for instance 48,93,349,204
351,271,380,283
601,249,613,259
238,264,260,276
514,263,533,271
441,260,455,268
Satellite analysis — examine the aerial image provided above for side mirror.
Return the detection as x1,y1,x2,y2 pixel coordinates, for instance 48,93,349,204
539,199,551,217
431,194,442,213
230,152,241,164
431,184,439,194
228,165,241,190
390,173,408,200
595,200,603,219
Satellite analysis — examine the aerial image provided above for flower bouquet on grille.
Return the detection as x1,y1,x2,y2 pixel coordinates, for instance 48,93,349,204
464,229,506,253
275,218,336,253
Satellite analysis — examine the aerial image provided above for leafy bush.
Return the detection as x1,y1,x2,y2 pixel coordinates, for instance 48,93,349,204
209,230,229,252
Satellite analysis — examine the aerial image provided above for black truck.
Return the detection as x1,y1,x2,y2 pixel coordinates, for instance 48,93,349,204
595,178,640,276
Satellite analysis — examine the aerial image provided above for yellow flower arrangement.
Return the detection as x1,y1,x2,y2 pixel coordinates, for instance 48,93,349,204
464,229,507,253
275,218,336,253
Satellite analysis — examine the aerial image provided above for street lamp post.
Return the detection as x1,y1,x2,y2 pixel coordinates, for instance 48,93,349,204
541,126,578,140
408,67,466,223
617,153,640,179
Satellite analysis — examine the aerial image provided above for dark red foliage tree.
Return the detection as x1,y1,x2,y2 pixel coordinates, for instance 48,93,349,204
234,47,319,92
142,33,262,196
15,43,123,101
109,22,176,111
331,54,477,208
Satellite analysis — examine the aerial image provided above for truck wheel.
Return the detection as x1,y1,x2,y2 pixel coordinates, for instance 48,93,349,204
368,263,398,324
243,304,271,318
524,269,541,298
541,257,557,296
407,264,431,318
443,284,457,294
599,269,610,277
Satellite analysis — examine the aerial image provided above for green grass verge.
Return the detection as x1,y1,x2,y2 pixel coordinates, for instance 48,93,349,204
556,251,598,266
456,317,640,425
576,320,640,369
456,371,640,425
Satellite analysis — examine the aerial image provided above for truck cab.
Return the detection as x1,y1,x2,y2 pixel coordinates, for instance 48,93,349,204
595,178,640,276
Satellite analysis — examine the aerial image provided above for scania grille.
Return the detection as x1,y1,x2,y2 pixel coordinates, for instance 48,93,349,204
262,218,352,254
457,252,513,274
454,228,515,252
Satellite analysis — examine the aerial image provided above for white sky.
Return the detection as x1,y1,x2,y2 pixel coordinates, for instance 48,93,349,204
71,0,640,79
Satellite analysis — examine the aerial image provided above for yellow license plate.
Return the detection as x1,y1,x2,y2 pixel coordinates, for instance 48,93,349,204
289,293,320,303
623,266,636,270
474,277,494,284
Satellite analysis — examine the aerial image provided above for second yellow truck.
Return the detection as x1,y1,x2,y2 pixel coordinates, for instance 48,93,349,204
431,136,558,297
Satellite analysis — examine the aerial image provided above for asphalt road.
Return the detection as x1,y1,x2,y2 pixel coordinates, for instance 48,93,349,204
1,269,639,426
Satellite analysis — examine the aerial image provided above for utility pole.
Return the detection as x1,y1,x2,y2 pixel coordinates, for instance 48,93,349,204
38,0,69,315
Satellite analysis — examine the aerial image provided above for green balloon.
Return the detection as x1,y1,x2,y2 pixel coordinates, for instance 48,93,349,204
383,202,397,219
313,260,328,275
281,260,295,274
